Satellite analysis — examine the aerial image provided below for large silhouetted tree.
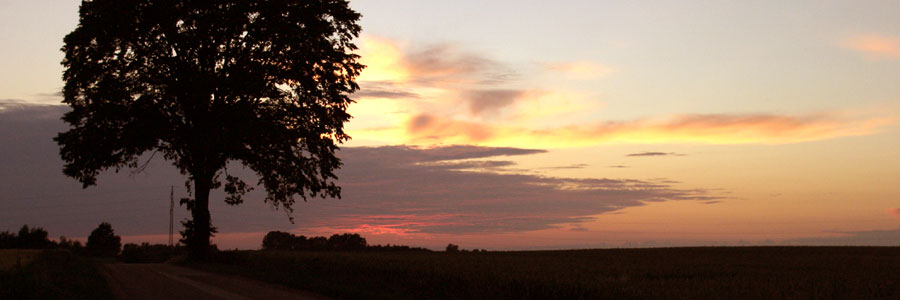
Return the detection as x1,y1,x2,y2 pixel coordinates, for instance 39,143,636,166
56,0,363,260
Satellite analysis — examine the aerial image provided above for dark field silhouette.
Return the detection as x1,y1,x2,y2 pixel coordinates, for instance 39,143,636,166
3,225,899,299
0,250,113,300
192,247,900,300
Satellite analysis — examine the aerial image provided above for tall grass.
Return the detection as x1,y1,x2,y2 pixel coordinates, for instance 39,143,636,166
0,250,113,300
196,247,900,300
0,249,41,271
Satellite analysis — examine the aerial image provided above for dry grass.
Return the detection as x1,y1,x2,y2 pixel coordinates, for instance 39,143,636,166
0,249,41,271
0,250,113,300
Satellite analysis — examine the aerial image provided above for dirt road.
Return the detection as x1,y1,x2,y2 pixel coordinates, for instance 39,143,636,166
99,263,328,300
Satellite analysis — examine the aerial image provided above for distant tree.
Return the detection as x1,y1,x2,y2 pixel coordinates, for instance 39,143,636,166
0,231,15,249
86,222,121,257
16,225,53,249
262,231,296,250
328,233,367,250
58,235,86,256
58,236,74,248
293,235,310,250
308,236,329,250
446,243,460,253
57,0,364,260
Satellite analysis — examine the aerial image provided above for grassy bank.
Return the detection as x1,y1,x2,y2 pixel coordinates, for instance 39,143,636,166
194,246,900,300
0,250,113,300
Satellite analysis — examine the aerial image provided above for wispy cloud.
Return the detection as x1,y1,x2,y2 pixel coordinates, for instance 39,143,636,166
404,44,513,86
840,35,900,60
350,36,896,149
356,36,513,89
541,164,589,170
354,81,420,99
626,152,684,157
319,145,720,234
351,36,601,128
0,106,720,238
365,111,894,148
888,208,900,218
543,61,614,79
463,89,528,116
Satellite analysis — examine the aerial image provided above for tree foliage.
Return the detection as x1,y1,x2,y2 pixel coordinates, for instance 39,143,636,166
57,0,363,259
16,225,53,249
87,222,121,257
261,231,367,251
0,225,54,249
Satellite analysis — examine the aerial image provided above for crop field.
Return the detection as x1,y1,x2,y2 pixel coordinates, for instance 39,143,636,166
0,250,113,300
197,247,900,300
0,249,41,271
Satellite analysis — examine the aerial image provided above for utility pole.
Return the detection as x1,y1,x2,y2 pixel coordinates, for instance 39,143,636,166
169,186,174,246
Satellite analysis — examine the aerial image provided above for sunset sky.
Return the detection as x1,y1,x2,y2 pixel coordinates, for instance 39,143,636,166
1,0,899,249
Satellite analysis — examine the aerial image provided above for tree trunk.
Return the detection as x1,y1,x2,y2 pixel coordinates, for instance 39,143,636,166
189,174,212,261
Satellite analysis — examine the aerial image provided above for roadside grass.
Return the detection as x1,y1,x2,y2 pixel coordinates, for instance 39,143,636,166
0,249,42,271
0,250,113,300
193,246,900,300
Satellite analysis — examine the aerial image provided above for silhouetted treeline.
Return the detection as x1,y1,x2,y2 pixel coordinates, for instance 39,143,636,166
262,231,430,252
0,225,83,253
446,243,488,253
1,223,129,258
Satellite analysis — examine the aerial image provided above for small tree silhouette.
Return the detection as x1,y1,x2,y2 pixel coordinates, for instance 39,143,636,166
446,243,460,252
328,233,367,250
0,231,14,249
16,225,52,249
262,231,296,250
87,222,121,257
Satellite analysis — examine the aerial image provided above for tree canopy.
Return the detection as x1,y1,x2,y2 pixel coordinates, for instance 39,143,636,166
57,0,363,259
87,222,122,257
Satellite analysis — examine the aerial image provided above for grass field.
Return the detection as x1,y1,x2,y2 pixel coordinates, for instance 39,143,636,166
0,250,113,300
194,247,900,300
0,249,42,271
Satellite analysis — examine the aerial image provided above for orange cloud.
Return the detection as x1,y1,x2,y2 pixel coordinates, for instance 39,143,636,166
841,35,900,60
356,36,510,87
544,61,614,79
356,36,411,82
374,112,894,148
888,208,900,218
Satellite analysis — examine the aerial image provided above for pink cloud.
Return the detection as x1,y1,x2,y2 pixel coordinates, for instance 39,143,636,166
543,61,614,79
887,208,900,218
400,111,892,147
841,35,900,60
